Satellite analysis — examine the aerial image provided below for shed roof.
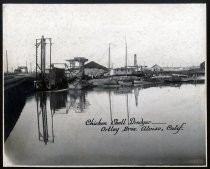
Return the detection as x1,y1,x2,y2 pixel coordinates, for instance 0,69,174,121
84,61,108,71
151,64,161,68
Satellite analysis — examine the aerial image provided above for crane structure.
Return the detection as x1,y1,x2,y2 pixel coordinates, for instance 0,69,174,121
35,35,52,79
35,36,67,90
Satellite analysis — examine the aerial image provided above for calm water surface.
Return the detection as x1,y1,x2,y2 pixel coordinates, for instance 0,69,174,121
4,83,206,166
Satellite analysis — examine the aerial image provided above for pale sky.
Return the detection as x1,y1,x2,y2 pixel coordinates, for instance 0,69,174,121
3,4,206,72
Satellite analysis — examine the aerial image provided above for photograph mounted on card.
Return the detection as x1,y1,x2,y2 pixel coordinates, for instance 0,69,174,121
3,4,206,167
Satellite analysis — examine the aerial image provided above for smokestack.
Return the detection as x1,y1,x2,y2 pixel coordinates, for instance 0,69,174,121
134,54,137,66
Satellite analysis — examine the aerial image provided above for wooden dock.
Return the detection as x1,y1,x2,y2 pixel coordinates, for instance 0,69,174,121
4,73,36,91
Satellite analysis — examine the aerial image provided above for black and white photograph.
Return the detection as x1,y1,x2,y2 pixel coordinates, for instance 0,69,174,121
3,4,206,166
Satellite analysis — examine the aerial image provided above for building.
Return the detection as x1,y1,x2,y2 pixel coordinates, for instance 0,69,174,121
141,66,153,71
113,67,135,76
14,66,28,74
151,64,163,72
200,61,205,70
84,61,108,77
189,66,200,70
162,67,189,72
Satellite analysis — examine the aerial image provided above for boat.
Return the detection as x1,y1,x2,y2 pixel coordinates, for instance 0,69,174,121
133,79,144,84
164,74,194,83
35,67,68,91
118,80,133,86
164,74,181,83
100,79,120,88
134,81,154,86
187,76,205,83
180,77,191,82
68,78,91,89
100,84,120,88
150,75,171,83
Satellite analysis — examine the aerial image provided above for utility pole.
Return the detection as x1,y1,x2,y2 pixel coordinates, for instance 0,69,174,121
26,61,28,73
30,62,32,73
6,50,8,74
125,42,127,68
36,39,38,79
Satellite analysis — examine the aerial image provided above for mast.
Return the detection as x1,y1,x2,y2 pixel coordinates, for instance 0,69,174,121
125,42,127,68
125,41,128,76
108,43,111,70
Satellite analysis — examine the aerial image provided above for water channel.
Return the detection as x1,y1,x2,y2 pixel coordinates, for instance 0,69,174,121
4,83,206,166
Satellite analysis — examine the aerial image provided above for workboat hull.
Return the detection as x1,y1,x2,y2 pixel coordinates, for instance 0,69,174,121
68,80,91,90
99,84,120,88
133,80,143,84
180,78,191,82
118,81,133,86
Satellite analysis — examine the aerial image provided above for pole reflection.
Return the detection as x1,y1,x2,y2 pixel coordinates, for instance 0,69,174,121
35,89,90,145
134,87,139,107
109,91,113,124
36,92,54,145
126,93,129,125
34,83,188,144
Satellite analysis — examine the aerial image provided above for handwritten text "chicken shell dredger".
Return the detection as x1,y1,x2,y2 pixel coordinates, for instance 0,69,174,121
85,117,186,135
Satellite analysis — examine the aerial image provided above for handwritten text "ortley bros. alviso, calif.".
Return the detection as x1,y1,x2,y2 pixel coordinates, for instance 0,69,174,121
85,117,186,135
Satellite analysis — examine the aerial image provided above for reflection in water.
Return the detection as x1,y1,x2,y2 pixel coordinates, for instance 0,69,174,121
126,94,129,125
34,83,198,145
36,92,54,145
134,88,139,106
109,91,113,124
67,90,90,113
109,91,130,125
114,86,132,95
141,82,182,89
5,83,206,165
50,91,68,114
97,83,185,126
35,89,90,144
